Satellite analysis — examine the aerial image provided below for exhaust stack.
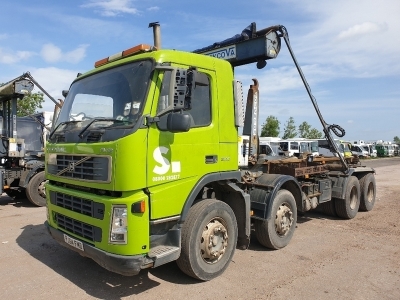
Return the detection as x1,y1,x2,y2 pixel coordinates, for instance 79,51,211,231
149,22,161,49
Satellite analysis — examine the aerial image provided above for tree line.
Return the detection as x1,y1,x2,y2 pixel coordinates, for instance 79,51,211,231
260,115,323,139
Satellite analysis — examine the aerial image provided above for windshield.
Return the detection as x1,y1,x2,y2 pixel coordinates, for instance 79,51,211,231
342,143,350,152
279,142,288,151
310,141,318,152
54,60,153,135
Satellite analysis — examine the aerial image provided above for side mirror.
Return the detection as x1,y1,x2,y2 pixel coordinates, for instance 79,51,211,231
167,113,190,133
62,90,69,98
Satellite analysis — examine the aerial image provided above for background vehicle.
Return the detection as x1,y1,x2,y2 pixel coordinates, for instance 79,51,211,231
376,143,395,157
376,144,388,157
351,144,370,158
0,74,58,206
45,22,376,281
259,137,280,157
316,139,352,158
393,144,399,156
278,138,319,157
388,144,395,156
365,144,377,157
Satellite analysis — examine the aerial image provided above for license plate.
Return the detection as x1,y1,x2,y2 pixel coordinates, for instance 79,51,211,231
63,234,84,251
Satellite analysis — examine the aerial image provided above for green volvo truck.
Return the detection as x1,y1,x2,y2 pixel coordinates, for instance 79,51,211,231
45,22,376,281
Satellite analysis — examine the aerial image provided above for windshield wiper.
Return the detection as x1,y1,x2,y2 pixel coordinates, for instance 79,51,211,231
49,120,80,140
78,118,124,138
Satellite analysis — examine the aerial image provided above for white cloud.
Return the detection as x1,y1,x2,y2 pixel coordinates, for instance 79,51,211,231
147,6,160,12
40,44,62,63
337,22,388,40
82,0,139,17
28,67,80,111
40,43,89,64
0,33,7,40
264,0,400,79
64,45,89,63
0,48,34,64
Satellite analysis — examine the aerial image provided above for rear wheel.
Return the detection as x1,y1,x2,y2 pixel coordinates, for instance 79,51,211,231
26,171,47,207
335,176,360,219
176,199,238,281
255,189,297,250
317,199,337,217
359,173,376,211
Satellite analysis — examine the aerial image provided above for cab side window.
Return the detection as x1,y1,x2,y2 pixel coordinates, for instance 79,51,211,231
157,70,211,131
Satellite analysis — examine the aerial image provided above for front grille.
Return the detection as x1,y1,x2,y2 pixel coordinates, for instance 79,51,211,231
55,213,102,242
47,154,110,182
50,191,104,219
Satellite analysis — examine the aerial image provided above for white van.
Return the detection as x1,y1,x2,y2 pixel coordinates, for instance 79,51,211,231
278,138,319,157
351,145,369,158
365,144,377,157
259,137,280,156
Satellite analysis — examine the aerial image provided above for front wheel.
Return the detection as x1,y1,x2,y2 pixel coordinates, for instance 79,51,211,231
26,171,47,207
255,189,297,250
176,199,238,281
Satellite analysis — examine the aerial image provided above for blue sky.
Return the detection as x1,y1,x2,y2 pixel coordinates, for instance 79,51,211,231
1,0,399,142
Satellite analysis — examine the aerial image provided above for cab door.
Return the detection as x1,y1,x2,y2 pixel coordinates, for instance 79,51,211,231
146,68,219,220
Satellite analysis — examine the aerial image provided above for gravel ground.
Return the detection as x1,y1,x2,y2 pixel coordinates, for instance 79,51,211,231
0,158,399,300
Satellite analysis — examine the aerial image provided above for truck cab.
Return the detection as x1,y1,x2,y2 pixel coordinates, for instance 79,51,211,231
45,46,246,278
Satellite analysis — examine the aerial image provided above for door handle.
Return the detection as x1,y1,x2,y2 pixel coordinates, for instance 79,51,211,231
205,155,218,164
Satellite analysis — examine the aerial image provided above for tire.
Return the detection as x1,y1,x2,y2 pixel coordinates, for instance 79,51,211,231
335,176,360,219
26,171,47,207
359,173,376,211
176,199,238,281
317,199,337,217
255,189,297,250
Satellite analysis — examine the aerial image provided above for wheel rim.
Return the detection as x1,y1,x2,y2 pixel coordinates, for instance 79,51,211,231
274,203,294,236
38,180,47,199
349,186,358,209
200,218,228,264
366,182,374,203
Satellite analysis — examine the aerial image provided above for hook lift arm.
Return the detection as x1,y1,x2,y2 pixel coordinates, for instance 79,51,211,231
194,23,349,172
277,26,349,172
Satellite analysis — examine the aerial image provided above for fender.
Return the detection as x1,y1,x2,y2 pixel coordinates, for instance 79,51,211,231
329,167,375,200
19,160,45,188
250,174,302,220
179,171,241,222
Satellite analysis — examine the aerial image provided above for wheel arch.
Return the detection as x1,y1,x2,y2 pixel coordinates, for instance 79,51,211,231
330,167,375,200
250,174,302,221
19,161,45,188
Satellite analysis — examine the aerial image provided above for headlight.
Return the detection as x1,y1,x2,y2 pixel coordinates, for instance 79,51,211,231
110,205,127,244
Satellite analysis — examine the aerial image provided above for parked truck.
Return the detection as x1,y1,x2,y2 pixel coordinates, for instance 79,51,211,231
0,73,59,206
45,22,376,281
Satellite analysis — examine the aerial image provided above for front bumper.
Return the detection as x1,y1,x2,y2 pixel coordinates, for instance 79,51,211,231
45,221,151,276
